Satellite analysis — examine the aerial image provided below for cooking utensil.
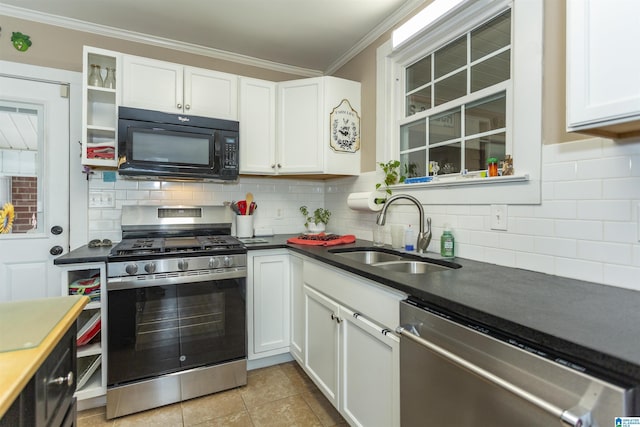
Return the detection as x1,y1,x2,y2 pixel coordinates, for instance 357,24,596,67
245,193,253,210
230,201,240,215
249,202,257,215
237,200,247,215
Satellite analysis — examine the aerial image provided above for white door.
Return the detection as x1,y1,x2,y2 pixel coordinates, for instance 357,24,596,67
0,74,70,301
304,284,340,406
185,66,238,120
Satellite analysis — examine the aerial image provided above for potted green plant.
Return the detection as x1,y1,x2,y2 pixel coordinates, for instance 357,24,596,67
375,160,407,204
299,206,331,233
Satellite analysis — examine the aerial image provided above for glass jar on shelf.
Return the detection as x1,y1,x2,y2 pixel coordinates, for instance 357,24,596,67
88,64,103,87
103,67,115,89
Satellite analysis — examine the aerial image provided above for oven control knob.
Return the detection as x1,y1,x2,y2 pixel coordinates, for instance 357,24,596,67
178,259,189,271
144,262,157,273
125,264,138,275
209,257,220,268
223,256,233,267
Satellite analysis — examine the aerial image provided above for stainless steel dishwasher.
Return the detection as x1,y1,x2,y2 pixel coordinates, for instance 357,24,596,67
397,298,637,426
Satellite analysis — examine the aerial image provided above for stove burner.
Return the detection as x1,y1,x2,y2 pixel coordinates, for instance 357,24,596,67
110,234,244,257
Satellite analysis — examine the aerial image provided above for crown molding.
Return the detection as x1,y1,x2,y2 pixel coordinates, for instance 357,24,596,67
0,4,323,78
325,0,426,75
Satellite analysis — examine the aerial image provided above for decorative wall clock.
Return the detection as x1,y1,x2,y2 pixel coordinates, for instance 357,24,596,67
330,99,360,153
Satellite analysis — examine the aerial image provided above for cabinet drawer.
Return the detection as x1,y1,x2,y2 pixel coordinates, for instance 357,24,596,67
303,260,406,329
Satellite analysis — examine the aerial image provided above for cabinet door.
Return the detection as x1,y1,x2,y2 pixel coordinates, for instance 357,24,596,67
251,254,290,357
239,77,277,174
340,307,400,427
185,67,238,120
304,285,339,406
289,254,304,364
567,0,640,133
278,78,324,173
122,55,183,114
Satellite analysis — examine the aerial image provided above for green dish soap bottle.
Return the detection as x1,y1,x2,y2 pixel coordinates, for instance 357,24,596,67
440,226,454,258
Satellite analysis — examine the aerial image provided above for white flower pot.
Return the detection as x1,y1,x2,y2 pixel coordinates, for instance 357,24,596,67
307,222,326,233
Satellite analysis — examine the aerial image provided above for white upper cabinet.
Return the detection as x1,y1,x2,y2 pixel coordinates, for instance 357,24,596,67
239,77,277,174
122,55,238,120
566,0,640,138
240,76,361,175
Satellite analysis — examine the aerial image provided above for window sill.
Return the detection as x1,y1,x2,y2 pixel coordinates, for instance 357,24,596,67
389,173,529,191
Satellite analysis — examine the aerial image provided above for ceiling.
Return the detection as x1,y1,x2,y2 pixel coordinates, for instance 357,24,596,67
0,0,425,74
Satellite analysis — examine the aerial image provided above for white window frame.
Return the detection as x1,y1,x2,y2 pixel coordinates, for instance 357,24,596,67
376,0,542,204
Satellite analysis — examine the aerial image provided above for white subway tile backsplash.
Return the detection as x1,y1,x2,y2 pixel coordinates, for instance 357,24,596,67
515,252,554,275
604,221,639,243
603,264,640,291
555,257,603,283
553,180,602,200
84,138,640,291
602,177,640,199
576,156,631,179
576,240,633,265
533,236,577,258
577,200,631,221
554,219,603,240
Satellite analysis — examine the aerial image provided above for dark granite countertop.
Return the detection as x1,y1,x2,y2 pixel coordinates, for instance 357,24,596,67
56,235,640,384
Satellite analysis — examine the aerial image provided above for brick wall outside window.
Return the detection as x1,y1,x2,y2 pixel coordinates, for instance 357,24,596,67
10,177,37,233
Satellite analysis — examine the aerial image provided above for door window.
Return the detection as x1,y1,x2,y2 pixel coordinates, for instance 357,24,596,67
0,101,44,235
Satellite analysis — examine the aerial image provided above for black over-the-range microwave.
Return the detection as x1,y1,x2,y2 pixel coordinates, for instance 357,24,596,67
117,107,239,182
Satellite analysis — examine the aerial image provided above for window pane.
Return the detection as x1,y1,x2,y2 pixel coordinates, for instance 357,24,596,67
406,56,431,92
434,36,466,79
471,10,511,61
465,93,506,136
0,103,42,235
435,71,466,106
401,150,426,178
429,108,461,145
406,87,431,116
465,133,506,172
400,120,426,151
471,50,510,92
430,144,461,175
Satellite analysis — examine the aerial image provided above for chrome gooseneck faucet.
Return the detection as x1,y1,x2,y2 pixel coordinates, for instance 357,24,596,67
376,194,432,253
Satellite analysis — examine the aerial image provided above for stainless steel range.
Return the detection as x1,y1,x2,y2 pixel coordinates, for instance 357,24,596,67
106,205,247,419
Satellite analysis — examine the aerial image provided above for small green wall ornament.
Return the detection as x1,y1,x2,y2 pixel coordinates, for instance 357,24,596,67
11,32,32,52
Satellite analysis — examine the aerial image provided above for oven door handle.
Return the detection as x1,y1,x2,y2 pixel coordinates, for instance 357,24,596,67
108,269,246,290
396,326,593,427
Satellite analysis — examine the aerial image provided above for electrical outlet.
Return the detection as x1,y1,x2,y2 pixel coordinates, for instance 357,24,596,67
490,204,508,231
89,191,116,208
275,208,284,219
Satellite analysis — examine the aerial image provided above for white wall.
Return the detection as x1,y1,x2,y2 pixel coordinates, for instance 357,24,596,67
87,137,640,292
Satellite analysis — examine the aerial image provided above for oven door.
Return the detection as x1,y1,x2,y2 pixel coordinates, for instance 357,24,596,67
107,277,246,386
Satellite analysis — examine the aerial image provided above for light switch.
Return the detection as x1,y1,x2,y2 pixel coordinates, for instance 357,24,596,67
490,204,508,231
89,191,116,208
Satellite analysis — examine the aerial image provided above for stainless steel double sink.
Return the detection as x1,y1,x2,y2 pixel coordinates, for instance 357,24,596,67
328,247,461,275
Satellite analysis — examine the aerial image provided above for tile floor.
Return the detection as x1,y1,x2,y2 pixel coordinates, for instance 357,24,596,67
77,362,348,427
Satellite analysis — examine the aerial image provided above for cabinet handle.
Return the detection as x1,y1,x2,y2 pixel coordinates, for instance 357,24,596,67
177,103,182,109
185,104,191,110
277,163,282,168
271,164,276,169
50,371,74,387
330,313,342,323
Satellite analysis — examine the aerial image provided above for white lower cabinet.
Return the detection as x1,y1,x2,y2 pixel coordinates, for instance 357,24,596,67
304,285,340,406
300,259,404,427
247,250,290,359
340,306,399,427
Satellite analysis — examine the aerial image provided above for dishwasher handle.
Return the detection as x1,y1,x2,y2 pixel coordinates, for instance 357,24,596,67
396,325,593,427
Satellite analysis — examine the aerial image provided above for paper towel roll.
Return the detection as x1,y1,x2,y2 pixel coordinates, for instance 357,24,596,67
347,191,386,212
